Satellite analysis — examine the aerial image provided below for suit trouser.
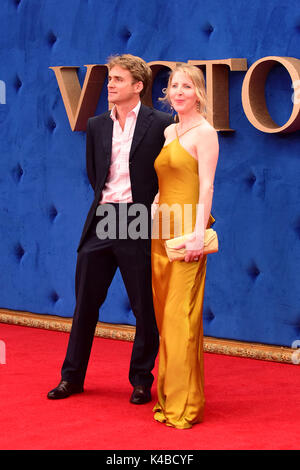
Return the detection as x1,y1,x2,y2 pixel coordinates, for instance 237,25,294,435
61,205,159,388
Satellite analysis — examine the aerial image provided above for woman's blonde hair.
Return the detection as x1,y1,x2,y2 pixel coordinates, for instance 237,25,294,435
160,63,207,117
107,54,152,98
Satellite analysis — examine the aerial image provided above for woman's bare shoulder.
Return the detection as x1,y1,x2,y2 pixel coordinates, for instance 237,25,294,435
194,119,218,147
164,122,177,137
198,118,217,136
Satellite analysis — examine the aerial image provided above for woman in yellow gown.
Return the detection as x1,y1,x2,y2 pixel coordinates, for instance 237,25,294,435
151,64,219,429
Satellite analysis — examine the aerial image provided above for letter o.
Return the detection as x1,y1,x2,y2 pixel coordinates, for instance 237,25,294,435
242,56,300,133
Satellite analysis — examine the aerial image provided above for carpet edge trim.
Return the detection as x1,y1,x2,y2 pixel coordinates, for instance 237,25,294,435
0,308,297,364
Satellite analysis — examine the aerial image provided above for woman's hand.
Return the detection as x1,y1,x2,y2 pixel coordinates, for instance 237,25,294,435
175,232,204,263
151,192,160,219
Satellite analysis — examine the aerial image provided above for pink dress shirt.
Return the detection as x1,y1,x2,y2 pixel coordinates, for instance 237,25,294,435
100,101,141,204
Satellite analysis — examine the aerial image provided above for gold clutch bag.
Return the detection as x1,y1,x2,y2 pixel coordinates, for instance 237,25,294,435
164,229,218,261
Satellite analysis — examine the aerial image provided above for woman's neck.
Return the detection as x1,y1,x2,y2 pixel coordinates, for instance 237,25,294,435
176,111,203,130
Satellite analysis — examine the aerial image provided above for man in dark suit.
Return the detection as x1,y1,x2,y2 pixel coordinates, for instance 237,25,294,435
47,54,173,404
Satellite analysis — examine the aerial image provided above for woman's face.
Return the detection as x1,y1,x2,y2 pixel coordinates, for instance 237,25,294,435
169,71,198,115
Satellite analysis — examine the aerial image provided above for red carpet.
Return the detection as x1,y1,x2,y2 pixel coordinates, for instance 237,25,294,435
0,322,299,450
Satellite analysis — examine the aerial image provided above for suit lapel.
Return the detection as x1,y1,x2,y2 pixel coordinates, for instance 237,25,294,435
129,104,153,162
100,113,113,164
98,105,153,163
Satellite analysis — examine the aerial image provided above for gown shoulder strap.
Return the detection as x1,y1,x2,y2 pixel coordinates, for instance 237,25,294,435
175,122,203,138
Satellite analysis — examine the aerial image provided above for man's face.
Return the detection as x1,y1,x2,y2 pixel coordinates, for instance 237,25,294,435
107,65,142,105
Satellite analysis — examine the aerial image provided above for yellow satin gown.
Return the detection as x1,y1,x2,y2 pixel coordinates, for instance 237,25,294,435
151,135,214,429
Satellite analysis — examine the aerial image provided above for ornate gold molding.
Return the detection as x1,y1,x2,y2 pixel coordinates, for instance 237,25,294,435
0,308,136,341
0,308,297,364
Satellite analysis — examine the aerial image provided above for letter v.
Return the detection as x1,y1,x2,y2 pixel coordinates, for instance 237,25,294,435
49,64,108,131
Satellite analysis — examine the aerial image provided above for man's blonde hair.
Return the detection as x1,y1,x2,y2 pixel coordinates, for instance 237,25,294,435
107,54,152,98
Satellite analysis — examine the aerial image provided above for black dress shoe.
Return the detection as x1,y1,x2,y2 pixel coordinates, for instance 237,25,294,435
47,380,84,399
130,385,151,405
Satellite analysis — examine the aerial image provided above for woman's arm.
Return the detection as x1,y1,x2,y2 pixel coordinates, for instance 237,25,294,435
184,124,219,262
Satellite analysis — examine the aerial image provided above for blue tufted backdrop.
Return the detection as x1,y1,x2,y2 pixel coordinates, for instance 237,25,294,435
1,0,300,347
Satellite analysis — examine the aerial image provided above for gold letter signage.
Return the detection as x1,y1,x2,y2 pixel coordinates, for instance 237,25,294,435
241,56,300,133
188,59,247,131
49,64,107,131
50,56,300,134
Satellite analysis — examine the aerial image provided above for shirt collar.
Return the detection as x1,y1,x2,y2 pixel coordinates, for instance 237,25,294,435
110,101,141,122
